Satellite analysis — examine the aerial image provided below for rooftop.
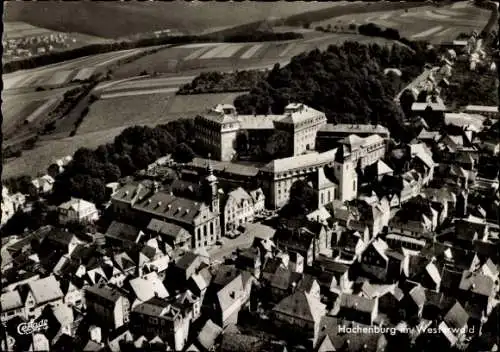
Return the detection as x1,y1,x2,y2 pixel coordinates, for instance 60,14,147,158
261,148,337,174
319,123,389,135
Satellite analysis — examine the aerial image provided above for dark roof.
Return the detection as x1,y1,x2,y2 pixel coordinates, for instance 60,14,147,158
176,252,201,271
132,191,217,225
146,219,191,240
85,284,124,304
105,221,141,242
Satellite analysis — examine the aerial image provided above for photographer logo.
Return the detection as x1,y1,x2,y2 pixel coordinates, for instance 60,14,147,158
17,319,49,335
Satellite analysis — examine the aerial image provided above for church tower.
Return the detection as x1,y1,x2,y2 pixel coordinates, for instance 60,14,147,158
203,155,220,213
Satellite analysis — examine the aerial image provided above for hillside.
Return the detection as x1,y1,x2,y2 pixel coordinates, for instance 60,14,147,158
4,1,337,39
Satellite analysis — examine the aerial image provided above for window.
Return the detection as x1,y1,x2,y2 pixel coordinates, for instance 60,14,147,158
353,180,356,191
321,193,324,205
327,191,331,202
210,222,214,235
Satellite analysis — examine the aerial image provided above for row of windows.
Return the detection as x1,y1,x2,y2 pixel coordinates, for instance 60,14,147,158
196,222,216,241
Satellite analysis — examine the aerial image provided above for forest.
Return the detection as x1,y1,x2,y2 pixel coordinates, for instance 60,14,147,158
233,41,433,138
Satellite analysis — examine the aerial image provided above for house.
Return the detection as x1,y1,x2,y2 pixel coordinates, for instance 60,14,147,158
187,266,213,303
38,304,75,345
197,319,223,351
249,188,265,214
443,301,469,336
58,198,99,225
105,221,144,246
378,285,405,321
59,278,84,309
360,239,389,282
458,270,496,316
84,283,130,329
205,265,251,327
173,252,210,282
146,219,192,252
23,275,64,320
362,160,394,182
41,229,86,256
403,256,442,292
235,247,262,278
333,293,378,326
316,316,387,352
31,175,55,195
129,272,169,307
107,326,133,352
1,290,25,322
130,296,191,351
272,290,326,346
222,187,258,236
404,284,427,319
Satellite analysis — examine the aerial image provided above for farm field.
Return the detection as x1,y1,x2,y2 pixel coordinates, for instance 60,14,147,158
113,33,398,78
4,2,339,38
312,2,491,43
2,46,162,90
77,91,243,135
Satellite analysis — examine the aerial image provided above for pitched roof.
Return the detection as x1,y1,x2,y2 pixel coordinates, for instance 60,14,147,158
279,104,325,125
409,285,426,307
146,219,191,241
58,198,96,212
227,187,252,204
85,284,123,304
28,275,63,304
261,149,337,174
197,319,223,351
273,291,325,323
444,302,469,329
1,290,23,311
339,293,377,314
132,191,215,225
105,221,141,242
129,274,169,302
459,271,495,296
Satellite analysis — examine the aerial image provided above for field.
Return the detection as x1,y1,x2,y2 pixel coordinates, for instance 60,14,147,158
312,2,491,44
77,91,243,135
113,34,398,78
2,47,156,90
4,1,339,38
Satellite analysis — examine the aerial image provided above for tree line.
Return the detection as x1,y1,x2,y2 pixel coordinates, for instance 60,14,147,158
3,30,302,74
233,41,433,141
50,119,196,205
178,70,267,95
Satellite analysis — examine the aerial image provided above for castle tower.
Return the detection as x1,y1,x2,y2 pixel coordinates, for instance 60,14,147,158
204,154,219,213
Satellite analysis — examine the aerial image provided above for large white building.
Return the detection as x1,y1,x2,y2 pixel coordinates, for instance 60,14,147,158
194,103,327,161
58,198,99,224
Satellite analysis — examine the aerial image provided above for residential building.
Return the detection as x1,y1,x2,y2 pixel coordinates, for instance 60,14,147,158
85,283,131,329
222,187,258,236
23,275,64,320
58,198,99,224
146,219,192,252
333,293,379,326
1,290,25,323
272,290,326,346
31,175,55,195
130,296,191,351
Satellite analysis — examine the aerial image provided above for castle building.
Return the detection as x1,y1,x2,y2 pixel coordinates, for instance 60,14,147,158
194,103,327,162
316,124,390,152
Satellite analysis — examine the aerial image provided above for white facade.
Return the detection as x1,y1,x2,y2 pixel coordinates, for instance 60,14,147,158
58,198,99,224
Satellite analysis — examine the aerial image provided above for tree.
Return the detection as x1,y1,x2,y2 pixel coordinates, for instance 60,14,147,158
281,180,316,217
265,130,291,159
235,132,249,154
400,89,416,117
173,143,196,163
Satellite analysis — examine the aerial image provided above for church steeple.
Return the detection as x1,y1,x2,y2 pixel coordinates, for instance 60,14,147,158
204,154,219,212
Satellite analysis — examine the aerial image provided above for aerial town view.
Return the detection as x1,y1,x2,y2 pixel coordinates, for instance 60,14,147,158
1,1,499,351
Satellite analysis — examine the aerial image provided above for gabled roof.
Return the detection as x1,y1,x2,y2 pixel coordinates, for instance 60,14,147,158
444,302,469,329
129,274,169,302
59,198,96,212
197,319,223,351
1,290,23,311
86,284,124,304
409,285,426,307
28,275,63,304
273,291,325,323
105,221,141,242
339,293,377,314
146,219,191,241
459,271,495,296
